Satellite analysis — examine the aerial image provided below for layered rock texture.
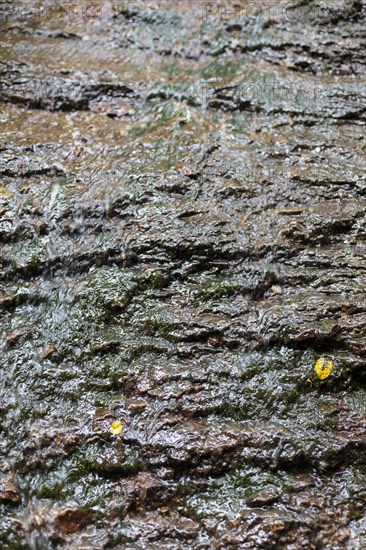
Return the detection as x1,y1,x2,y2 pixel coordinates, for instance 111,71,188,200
1,1,366,548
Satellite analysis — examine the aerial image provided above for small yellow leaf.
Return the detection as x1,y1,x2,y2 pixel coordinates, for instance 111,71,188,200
314,357,333,380
110,420,123,435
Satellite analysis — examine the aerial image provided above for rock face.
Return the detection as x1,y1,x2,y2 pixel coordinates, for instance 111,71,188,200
1,476,20,504
1,0,366,548
54,507,87,534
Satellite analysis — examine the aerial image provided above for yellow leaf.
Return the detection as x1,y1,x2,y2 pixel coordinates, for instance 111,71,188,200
314,357,333,380
110,420,123,435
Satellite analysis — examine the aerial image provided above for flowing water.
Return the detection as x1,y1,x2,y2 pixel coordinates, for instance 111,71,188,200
1,1,366,548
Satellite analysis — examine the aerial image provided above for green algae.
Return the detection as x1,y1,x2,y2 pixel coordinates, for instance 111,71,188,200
2,1,366,548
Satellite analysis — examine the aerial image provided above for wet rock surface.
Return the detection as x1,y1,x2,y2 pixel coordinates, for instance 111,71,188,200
1,0,366,548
